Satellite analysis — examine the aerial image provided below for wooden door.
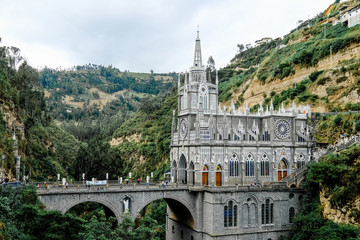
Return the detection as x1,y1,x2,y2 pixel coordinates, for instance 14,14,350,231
278,171,282,181
283,171,287,178
202,172,208,185
216,172,222,186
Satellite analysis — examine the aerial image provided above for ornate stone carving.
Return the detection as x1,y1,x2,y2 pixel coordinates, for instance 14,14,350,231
275,119,290,139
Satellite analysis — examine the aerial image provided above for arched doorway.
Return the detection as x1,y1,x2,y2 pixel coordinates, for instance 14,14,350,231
278,158,288,181
172,160,177,183
189,161,195,185
179,155,187,184
202,165,209,185
216,165,222,186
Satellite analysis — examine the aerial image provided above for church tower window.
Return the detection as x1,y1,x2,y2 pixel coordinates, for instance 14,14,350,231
260,154,270,176
245,154,255,177
229,154,239,177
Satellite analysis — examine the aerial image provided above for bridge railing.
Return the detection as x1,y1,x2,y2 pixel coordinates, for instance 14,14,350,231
33,180,296,193
33,180,188,192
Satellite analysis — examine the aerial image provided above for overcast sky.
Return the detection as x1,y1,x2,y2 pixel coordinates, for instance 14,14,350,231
0,0,333,73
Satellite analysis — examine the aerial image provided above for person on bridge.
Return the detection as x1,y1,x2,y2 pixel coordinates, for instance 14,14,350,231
137,178,140,184
45,182,48,189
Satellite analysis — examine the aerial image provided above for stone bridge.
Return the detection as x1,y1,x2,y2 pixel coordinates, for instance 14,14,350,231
36,182,305,240
37,183,199,229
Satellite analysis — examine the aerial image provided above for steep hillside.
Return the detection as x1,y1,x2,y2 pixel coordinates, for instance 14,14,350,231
0,43,82,180
39,65,175,142
219,1,360,113
111,90,177,179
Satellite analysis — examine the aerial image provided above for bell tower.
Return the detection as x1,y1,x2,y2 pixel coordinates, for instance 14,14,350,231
178,30,218,115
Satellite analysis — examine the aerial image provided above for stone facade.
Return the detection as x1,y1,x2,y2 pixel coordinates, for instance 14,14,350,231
170,31,312,188
166,31,312,240
165,187,304,240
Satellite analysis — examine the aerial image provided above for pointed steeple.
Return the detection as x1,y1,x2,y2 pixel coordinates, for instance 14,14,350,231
193,28,203,68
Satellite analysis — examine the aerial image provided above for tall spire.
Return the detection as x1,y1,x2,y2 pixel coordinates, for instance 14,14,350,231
193,27,203,68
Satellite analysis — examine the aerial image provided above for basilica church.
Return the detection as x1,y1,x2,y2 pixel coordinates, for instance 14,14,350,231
170,31,312,187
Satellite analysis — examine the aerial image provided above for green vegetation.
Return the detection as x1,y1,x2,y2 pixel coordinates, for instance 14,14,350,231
218,10,360,107
282,145,360,240
112,90,177,179
315,113,360,144
0,42,69,181
0,185,166,240
40,65,173,95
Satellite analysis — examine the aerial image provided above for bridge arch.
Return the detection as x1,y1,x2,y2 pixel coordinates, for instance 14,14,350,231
132,193,195,229
61,198,123,223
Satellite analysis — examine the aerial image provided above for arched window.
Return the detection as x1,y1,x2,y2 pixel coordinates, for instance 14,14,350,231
261,199,274,224
189,161,195,185
242,197,258,228
245,154,255,177
171,160,177,183
260,153,270,176
229,154,239,177
172,225,175,233
263,130,270,141
296,154,306,169
181,230,184,239
224,200,237,227
179,155,187,184
289,207,295,223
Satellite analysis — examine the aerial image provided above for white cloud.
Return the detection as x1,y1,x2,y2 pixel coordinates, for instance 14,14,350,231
0,0,333,72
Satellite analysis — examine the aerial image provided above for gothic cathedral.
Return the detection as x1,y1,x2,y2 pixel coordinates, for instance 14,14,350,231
170,31,312,187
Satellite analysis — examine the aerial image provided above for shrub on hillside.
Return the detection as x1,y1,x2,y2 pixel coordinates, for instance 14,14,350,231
333,115,342,126
336,76,347,83
317,77,330,85
273,62,294,79
309,70,323,82
355,120,360,132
